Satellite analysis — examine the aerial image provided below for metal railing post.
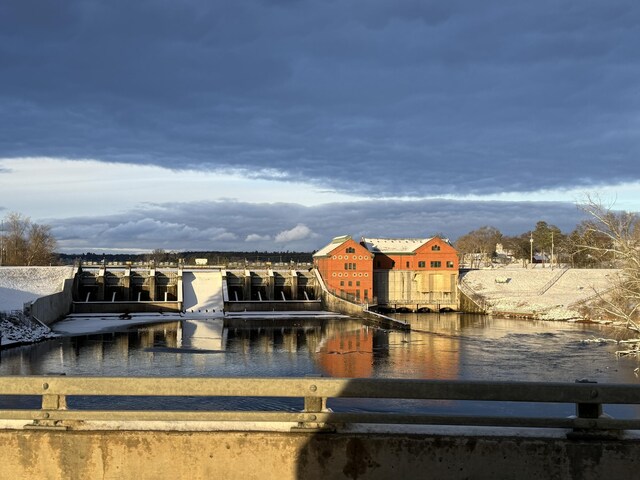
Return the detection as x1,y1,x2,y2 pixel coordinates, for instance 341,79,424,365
569,379,620,439
575,379,602,421
24,382,70,430
292,377,334,432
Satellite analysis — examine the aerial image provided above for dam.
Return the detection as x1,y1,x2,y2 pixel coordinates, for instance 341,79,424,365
69,262,322,316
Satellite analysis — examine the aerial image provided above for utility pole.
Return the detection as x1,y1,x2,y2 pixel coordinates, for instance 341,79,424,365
529,232,533,267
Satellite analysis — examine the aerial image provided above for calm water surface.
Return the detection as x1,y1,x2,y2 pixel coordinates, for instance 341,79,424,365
1,313,638,417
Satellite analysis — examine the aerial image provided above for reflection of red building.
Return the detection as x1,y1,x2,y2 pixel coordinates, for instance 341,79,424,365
317,329,374,378
313,235,373,302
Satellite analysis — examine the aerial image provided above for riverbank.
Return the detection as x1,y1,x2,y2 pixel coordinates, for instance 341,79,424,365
0,266,75,348
460,266,619,321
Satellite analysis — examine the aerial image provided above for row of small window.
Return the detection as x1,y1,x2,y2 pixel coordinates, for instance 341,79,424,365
340,280,362,287
332,272,368,277
333,255,369,260
377,260,455,268
339,289,369,299
416,261,454,268
418,260,453,268
344,262,357,270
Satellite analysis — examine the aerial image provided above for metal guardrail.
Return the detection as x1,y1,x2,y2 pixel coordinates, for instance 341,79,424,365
1,377,639,434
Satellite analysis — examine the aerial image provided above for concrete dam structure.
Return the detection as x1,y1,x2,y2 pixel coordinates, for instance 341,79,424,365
71,264,322,315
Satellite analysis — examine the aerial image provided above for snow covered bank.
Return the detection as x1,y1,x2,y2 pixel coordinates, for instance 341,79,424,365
0,266,75,311
460,266,618,320
0,311,55,346
0,266,75,347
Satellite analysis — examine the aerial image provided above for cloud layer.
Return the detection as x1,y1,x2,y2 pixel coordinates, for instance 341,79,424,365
1,1,639,199
1,2,637,253
50,198,586,253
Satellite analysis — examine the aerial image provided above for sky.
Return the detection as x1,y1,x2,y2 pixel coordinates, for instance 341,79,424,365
1,0,639,253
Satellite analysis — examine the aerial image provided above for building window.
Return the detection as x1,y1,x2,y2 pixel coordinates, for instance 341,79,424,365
356,281,360,286
432,245,441,251
418,261,425,268
364,289,369,299
340,281,344,286
431,261,442,268
406,261,410,268
447,261,454,268
356,289,360,299
348,281,352,287
346,247,355,253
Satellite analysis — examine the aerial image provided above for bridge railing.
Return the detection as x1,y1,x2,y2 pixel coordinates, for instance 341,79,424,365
1,376,639,434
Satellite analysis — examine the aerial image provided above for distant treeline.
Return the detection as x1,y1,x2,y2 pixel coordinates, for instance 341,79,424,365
56,250,314,266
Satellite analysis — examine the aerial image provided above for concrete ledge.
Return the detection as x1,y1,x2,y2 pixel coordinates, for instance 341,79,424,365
72,301,182,314
1,427,638,479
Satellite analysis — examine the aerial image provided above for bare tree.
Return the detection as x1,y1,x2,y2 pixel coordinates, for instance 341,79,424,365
25,223,57,265
3,212,29,265
148,248,168,265
455,226,502,268
579,197,640,337
501,233,532,267
1,213,57,266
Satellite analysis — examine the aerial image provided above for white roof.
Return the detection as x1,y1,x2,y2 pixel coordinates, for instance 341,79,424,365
313,235,352,257
361,237,433,254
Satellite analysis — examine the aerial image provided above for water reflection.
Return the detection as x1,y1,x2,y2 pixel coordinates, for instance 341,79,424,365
1,313,639,382
1,313,639,414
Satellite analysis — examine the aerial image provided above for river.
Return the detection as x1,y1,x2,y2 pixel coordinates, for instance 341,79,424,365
1,313,638,417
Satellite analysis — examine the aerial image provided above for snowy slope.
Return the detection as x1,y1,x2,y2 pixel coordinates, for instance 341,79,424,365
0,266,75,311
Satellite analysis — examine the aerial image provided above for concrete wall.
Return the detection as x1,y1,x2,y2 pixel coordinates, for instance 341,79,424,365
373,270,458,310
26,278,74,326
225,300,322,312
182,270,224,312
0,428,638,479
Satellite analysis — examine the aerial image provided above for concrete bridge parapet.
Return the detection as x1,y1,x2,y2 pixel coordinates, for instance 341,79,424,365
1,376,639,479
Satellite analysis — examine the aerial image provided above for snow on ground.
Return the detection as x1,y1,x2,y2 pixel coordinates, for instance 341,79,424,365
0,266,75,311
0,311,55,345
52,312,190,336
461,266,618,320
0,266,75,347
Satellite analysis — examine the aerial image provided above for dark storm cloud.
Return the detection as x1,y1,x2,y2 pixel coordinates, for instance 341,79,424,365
2,1,639,196
50,199,586,253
